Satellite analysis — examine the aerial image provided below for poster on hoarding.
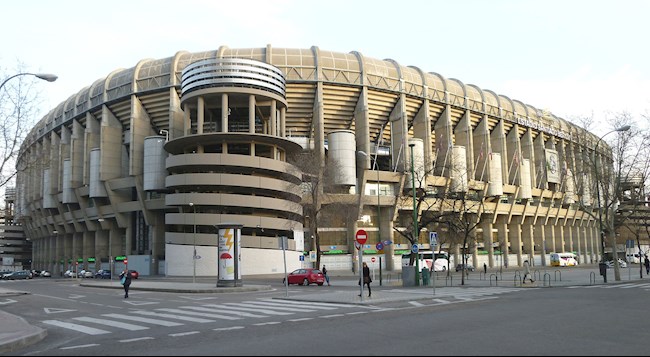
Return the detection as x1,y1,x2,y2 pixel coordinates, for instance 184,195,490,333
218,227,241,281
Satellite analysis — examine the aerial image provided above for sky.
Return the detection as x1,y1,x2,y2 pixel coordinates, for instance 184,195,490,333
1,0,649,136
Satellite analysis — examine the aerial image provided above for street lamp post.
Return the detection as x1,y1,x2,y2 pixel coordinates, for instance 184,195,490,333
189,202,197,284
594,125,630,283
409,143,420,285
0,72,58,92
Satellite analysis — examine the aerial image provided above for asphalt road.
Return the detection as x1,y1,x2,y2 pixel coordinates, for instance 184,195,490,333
3,273,649,356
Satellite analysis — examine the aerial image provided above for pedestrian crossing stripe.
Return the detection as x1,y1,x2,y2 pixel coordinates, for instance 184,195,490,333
42,320,110,335
73,316,149,331
102,313,184,326
156,307,242,320
245,300,339,310
567,283,650,289
229,302,317,312
131,310,215,323
44,308,76,314
220,303,294,315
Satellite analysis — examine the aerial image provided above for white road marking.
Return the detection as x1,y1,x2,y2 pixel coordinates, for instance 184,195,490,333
156,308,242,321
72,316,150,331
42,320,110,335
170,331,201,337
101,313,184,327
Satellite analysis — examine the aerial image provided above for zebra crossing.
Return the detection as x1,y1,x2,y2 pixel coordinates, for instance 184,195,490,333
391,286,526,299
42,299,356,335
567,283,650,290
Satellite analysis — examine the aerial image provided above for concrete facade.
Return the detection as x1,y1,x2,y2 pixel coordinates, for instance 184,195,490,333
15,45,614,276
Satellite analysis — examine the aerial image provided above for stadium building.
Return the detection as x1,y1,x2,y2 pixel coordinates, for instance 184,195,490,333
16,45,611,277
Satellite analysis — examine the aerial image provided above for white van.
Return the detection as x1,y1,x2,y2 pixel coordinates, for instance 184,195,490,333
626,253,641,264
401,251,449,272
550,252,578,267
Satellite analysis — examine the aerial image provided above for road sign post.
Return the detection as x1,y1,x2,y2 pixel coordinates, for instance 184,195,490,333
428,231,438,295
429,231,438,248
356,229,367,301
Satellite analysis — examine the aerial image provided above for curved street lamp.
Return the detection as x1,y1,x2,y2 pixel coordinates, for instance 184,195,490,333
595,125,630,283
0,72,58,92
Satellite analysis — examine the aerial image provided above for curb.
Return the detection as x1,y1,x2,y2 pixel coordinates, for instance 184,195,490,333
0,313,47,355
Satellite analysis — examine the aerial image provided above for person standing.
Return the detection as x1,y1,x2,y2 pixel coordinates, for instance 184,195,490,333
321,265,330,286
644,255,649,275
522,260,534,284
362,262,372,297
119,269,132,298
483,262,487,275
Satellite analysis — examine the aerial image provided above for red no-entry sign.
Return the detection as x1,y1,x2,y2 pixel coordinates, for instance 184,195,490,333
355,229,368,245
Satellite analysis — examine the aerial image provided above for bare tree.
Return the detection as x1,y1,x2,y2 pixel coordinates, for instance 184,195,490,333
438,191,484,285
394,147,485,285
288,149,345,269
0,65,46,195
615,113,650,278
574,111,639,281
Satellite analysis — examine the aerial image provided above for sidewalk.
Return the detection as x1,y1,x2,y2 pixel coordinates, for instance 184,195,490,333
0,264,644,354
0,289,47,355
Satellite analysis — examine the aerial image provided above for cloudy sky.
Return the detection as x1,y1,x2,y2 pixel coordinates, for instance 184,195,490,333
2,0,649,135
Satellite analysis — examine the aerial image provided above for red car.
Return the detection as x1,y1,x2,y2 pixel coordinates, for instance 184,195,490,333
283,268,325,286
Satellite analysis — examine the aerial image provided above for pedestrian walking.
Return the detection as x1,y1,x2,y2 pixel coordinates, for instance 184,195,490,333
358,262,372,297
322,265,330,286
644,255,649,275
522,260,534,284
119,269,132,298
483,262,487,275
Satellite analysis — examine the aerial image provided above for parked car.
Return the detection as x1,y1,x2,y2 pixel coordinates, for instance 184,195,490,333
283,268,325,286
40,270,52,277
605,259,627,268
64,270,77,278
455,263,475,272
95,270,111,279
4,270,31,280
79,270,94,278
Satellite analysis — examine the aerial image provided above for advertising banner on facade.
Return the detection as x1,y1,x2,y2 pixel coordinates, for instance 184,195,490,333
545,149,560,183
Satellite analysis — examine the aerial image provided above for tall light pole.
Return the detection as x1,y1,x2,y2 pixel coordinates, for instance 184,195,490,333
594,125,630,283
189,202,197,284
0,72,58,92
409,143,420,285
